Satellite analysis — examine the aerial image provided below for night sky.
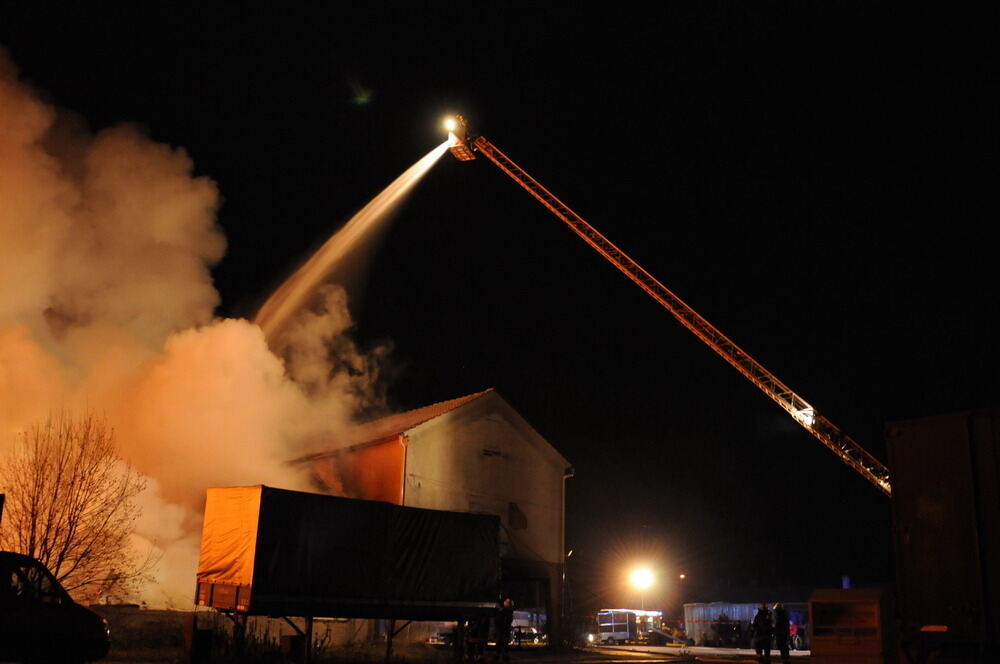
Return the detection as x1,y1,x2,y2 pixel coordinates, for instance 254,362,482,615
2,3,996,612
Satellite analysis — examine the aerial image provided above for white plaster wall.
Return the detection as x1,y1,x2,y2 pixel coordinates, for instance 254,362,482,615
401,392,568,565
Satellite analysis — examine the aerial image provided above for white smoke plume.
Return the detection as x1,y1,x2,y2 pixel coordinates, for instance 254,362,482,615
0,49,378,606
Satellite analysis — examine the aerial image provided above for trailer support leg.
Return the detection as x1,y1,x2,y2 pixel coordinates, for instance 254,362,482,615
282,616,305,636
304,616,314,664
453,620,466,662
280,616,314,664
385,619,396,663
223,612,247,658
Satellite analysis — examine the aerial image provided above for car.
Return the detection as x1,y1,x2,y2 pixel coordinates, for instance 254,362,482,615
510,625,546,646
0,551,111,663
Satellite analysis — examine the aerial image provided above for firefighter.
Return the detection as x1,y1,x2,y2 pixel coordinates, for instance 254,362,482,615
772,603,791,664
749,603,773,664
494,598,515,664
466,616,488,663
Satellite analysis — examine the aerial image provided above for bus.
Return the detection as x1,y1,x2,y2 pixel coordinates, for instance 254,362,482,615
596,609,663,644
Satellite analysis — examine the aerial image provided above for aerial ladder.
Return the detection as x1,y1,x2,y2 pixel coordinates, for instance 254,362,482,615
445,115,892,497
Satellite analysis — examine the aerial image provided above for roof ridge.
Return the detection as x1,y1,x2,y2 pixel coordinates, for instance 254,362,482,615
293,389,496,462
364,387,494,430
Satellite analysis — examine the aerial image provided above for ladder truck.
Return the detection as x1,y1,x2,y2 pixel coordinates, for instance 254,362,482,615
444,115,892,497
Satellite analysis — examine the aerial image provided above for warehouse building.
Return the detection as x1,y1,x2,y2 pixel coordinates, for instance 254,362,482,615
298,388,573,643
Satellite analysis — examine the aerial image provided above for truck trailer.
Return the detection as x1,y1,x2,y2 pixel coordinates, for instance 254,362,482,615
196,485,500,620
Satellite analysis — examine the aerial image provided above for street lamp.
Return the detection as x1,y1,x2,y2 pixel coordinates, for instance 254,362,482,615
628,566,654,610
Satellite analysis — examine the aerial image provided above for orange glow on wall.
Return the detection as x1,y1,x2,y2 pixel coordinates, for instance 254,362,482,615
345,436,407,505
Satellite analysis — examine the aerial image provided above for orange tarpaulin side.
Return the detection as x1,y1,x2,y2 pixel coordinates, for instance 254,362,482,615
197,486,262,586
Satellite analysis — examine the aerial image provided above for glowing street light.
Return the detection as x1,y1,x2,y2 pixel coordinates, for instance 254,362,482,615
629,567,654,590
443,116,458,132
629,566,655,610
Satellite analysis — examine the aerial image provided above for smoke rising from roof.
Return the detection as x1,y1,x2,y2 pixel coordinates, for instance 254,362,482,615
0,49,380,606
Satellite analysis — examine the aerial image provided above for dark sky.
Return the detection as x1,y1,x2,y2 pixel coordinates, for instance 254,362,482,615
2,2,996,611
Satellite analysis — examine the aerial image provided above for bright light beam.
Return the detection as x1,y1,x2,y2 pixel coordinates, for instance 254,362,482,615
629,566,655,590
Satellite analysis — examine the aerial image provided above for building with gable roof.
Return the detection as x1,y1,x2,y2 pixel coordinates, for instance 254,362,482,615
297,388,573,642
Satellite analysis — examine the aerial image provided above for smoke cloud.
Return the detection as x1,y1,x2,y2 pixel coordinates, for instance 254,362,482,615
0,49,379,606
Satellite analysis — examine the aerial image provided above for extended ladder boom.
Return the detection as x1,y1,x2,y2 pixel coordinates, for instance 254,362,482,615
460,131,891,496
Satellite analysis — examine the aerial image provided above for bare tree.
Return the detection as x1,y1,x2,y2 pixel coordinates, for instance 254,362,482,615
0,412,153,603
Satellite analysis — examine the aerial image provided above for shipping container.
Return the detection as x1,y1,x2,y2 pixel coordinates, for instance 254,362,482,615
196,486,500,620
886,407,999,659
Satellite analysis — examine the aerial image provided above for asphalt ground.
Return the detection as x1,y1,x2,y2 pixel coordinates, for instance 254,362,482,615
590,644,811,662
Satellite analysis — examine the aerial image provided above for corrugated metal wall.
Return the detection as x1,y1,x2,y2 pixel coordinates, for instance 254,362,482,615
683,602,809,647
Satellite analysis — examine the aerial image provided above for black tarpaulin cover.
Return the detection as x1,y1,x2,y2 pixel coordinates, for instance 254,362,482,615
197,486,500,619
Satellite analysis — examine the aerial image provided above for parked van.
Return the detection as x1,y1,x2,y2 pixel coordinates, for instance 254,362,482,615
0,551,110,662
596,608,662,644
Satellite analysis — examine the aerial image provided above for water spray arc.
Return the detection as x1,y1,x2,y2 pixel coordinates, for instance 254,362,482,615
444,115,892,496
255,140,451,342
